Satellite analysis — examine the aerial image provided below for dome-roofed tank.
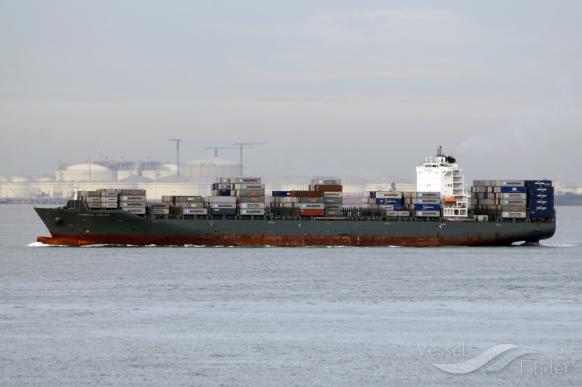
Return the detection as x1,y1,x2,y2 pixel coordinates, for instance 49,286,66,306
57,163,115,182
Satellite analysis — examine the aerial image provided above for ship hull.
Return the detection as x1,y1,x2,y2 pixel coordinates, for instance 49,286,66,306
34,207,555,247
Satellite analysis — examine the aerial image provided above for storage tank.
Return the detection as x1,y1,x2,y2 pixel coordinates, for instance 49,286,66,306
141,163,177,180
179,158,240,178
57,163,116,182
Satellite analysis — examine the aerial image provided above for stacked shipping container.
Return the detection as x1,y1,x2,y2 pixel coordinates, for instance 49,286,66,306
78,189,146,215
212,177,265,216
162,195,208,216
526,180,554,221
472,180,528,219
271,178,343,217
119,189,146,215
412,192,441,217
75,177,554,223
312,178,343,217
363,191,408,217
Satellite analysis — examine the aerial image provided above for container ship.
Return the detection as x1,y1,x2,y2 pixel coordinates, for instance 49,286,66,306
34,148,555,247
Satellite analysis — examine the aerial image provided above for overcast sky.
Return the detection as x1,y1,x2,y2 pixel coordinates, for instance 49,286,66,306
1,0,581,183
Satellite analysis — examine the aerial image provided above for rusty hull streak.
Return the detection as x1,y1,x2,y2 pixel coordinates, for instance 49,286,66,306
37,234,512,247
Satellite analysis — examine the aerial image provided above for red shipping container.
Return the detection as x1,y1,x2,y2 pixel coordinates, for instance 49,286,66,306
300,209,325,216
312,184,343,192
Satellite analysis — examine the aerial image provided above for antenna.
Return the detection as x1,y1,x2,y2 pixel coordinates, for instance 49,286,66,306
203,145,236,158
232,142,266,176
168,139,181,176
437,145,443,157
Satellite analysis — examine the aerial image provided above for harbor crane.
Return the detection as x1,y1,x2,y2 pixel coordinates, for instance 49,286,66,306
168,138,181,176
232,142,266,176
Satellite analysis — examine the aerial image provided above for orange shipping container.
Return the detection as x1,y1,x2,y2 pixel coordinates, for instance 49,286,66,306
443,196,456,204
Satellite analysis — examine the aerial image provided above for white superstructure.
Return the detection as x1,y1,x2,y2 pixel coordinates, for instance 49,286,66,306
416,146,469,218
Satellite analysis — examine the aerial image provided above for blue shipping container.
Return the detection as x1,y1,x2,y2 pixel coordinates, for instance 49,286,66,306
501,186,527,193
369,192,377,198
415,204,441,211
392,204,407,211
218,189,232,196
272,191,290,197
528,201,553,207
529,188,554,193
528,192,551,198
525,180,552,187
529,211,554,218
376,198,403,205
212,183,220,190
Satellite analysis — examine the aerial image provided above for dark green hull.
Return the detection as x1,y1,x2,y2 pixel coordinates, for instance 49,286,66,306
34,207,556,247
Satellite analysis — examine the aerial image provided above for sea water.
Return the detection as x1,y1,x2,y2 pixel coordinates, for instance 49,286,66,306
0,205,581,386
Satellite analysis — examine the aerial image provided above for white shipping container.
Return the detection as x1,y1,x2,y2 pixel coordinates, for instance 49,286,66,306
501,211,527,218
84,197,102,203
101,197,118,203
272,197,294,203
376,192,402,199
501,193,527,199
239,209,265,216
237,196,265,203
101,203,118,209
397,211,411,217
99,190,119,196
205,196,237,203
299,203,325,210
500,180,525,187
416,192,441,198
416,210,440,217
209,203,236,209
179,202,205,209
229,177,261,184
323,197,342,204
120,195,146,201
311,178,341,185
239,203,266,209
272,202,294,208
385,211,399,217
234,184,264,190
413,198,440,204
502,199,527,205
323,191,342,198
120,202,146,208
183,208,208,215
